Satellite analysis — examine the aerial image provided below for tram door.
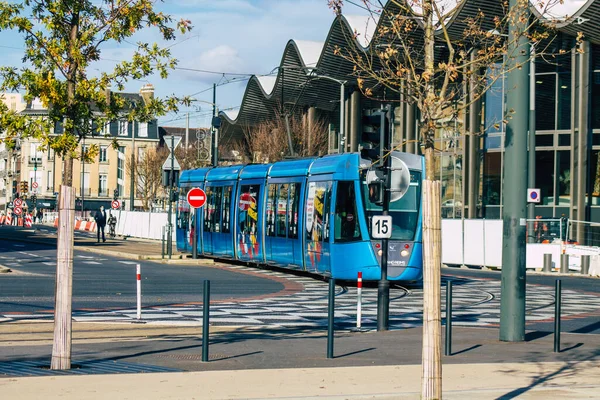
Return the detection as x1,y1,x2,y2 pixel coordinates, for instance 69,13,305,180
203,185,234,257
236,183,263,262
176,185,191,252
265,182,302,269
304,180,332,275
202,186,215,255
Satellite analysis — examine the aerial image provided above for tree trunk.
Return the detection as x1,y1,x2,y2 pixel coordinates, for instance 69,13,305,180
421,173,442,399
51,185,75,370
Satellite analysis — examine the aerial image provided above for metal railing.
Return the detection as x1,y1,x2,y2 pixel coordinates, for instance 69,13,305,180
526,218,564,244
567,220,600,248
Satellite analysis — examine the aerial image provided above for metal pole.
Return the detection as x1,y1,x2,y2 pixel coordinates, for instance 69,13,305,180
554,279,561,353
212,84,218,167
327,278,335,359
136,264,141,320
445,280,453,356
500,0,530,342
377,107,391,332
81,138,85,216
543,253,552,272
339,82,345,153
527,46,536,226
202,280,210,362
161,226,165,259
560,254,569,274
192,208,198,259
168,136,174,259
130,129,135,211
581,255,590,275
356,271,363,329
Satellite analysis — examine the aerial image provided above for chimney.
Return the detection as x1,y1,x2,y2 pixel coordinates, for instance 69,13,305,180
139,84,154,105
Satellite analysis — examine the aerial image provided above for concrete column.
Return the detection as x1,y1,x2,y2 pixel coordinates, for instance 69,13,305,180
349,90,361,153
345,93,351,153
468,52,482,219
575,41,590,244
405,100,416,154
393,80,405,151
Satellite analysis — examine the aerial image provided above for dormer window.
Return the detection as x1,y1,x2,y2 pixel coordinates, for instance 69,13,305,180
118,120,128,136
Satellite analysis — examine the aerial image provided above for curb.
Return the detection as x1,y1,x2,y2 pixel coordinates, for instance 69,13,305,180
0,264,12,273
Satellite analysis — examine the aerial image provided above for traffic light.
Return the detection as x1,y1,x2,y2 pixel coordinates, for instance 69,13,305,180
170,191,179,202
360,110,389,163
20,181,28,193
31,194,37,205
113,188,119,200
368,180,385,206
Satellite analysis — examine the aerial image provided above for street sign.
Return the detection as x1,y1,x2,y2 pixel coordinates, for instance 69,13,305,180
187,187,207,208
14,198,22,207
111,200,121,210
32,182,38,189
371,215,392,239
162,154,181,171
13,206,22,216
527,188,541,203
163,135,181,151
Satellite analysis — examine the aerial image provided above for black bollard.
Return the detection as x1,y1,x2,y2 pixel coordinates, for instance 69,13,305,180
327,278,335,359
161,226,165,260
192,222,198,260
202,280,211,362
554,279,561,353
445,280,453,356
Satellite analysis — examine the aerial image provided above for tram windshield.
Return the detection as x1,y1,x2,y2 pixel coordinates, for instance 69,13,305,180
361,171,421,241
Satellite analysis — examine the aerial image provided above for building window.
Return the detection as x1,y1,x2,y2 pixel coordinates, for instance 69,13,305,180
118,120,128,136
138,121,148,137
535,73,557,131
99,174,108,197
593,71,600,130
99,146,107,162
47,170,54,192
535,150,555,205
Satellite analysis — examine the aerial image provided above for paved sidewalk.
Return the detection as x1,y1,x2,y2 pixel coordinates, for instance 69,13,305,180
0,321,599,399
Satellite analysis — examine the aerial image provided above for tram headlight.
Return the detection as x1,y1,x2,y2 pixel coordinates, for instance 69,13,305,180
400,249,409,257
378,249,383,256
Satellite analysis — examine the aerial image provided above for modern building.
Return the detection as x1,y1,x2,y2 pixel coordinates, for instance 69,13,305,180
218,0,600,229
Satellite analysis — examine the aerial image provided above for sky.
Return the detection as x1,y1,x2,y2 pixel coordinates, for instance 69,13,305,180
0,0,588,129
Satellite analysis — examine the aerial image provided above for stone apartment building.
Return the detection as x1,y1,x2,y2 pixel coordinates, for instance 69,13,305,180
0,85,162,214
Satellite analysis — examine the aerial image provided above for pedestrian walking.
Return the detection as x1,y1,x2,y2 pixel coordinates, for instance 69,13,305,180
94,205,107,243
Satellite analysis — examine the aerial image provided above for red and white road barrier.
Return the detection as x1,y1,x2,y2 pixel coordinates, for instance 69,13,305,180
0,215,4,224
6,215,12,225
24,214,33,228
53,217,59,227
136,264,142,320
356,271,363,329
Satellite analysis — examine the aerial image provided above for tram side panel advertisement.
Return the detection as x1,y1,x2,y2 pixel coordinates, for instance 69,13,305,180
238,185,261,259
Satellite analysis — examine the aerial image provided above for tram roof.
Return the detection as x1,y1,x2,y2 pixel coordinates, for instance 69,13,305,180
308,153,362,180
239,163,271,179
268,157,316,178
206,165,243,181
181,167,212,185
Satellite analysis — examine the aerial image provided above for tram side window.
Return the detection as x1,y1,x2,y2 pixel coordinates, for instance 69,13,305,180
222,186,232,233
276,184,289,237
203,187,213,232
288,183,300,239
212,187,222,232
335,181,361,242
266,184,277,237
306,181,332,243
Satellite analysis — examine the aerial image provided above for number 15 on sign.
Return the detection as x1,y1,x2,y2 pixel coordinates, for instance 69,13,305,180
372,215,392,239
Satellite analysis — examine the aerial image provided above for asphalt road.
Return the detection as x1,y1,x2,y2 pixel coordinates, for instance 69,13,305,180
0,240,285,314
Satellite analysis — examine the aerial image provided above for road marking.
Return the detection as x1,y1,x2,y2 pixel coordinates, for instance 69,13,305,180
118,261,138,265
12,244,25,247
82,261,101,265
43,262,57,266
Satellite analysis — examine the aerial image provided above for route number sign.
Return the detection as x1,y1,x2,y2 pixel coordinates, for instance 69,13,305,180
111,200,121,210
371,215,392,239
187,187,207,208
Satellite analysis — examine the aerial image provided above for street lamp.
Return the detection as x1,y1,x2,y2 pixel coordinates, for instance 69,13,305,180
303,71,347,153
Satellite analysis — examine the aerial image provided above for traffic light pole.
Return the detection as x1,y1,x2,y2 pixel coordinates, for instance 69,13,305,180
167,135,174,259
377,106,391,331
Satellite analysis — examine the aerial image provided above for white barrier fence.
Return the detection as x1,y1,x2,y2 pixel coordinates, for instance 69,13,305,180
442,219,600,276
113,210,175,241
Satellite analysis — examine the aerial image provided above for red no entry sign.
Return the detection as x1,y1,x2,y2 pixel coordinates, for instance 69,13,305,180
187,187,206,208
13,207,22,215
111,200,121,209
14,198,22,207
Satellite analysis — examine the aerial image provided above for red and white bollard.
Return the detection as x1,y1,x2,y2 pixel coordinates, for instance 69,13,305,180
356,271,363,329
136,264,142,320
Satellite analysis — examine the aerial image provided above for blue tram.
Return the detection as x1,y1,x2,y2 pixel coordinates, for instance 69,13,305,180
176,152,424,281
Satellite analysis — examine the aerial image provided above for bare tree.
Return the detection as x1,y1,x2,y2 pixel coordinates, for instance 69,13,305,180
328,0,568,397
236,112,329,163
126,147,168,211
